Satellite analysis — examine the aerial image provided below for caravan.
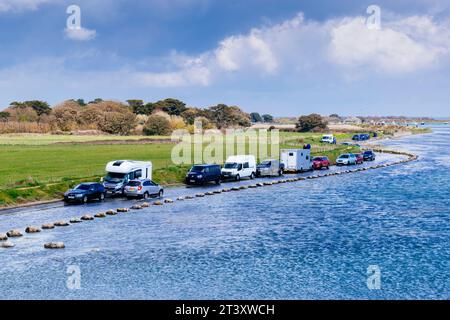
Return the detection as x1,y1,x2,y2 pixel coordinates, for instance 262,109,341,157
280,149,312,173
103,160,152,195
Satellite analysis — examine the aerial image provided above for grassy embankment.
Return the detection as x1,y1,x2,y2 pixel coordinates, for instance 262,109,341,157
0,133,359,207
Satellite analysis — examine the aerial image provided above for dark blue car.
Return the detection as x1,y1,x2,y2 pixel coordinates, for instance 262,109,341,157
185,164,222,185
64,182,106,204
363,150,376,161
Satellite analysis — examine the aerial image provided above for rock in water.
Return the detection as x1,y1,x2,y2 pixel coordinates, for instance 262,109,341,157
80,215,94,221
153,201,163,206
54,221,69,227
94,212,106,218
25,226,41,233
116,208,129,213
42,223,55,230
44,242,65,249
1,241,14,248
164,199,174,203
0,233,7,241
106,209,117,215
6,230,22,237
70,218,82,224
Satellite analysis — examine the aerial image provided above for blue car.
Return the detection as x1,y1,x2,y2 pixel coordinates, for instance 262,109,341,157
64,182,106,204
363,150,376,161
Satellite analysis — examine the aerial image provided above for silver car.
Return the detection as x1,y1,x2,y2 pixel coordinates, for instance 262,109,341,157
124,179,163,199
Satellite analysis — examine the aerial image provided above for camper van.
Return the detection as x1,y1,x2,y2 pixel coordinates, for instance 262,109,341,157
280,149,312,173
321,134,336,144
221,155,256,181
103,160,152,195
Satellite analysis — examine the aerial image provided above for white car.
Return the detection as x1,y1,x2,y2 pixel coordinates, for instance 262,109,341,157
321,134,336,144
221,155,256,181
336,153,357,165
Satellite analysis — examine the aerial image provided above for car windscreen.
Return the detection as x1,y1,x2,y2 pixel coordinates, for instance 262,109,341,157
105,172,126,182
313,157,323,161
339,155,349,159
224,162,238,169
364,151,372,154
190,166,205,172
258,161,271,167
75,184,91,190
127,181,141,187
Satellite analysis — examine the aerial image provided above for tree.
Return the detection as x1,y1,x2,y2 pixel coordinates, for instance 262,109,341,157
262,114,274,123
10,100,51,116
250,112,263,123
154,98,187,116
131,102,155,115
88,98,103,104
94,101,136,135
75,99,87,106
180,107,211,125
143,115,172,136
329,114,340,118
207,104,251,129
51,100,81,131
295,114,328,132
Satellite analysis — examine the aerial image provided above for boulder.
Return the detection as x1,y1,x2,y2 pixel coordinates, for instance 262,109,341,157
116,208,129,213
141,202,150,207
239,186,248,189
177,196,185,201
213,190,222,194
195,193,205,197
248,185,257,188
164,199,174,203
185,195,195,199
106,209,117,215
25,226,41,233
69,218,82,224
205,192,214,196
94,212,106,218
80,215,94,221
6,229,23,237
54,221,69,227
44,242,65,249
1,241,14,248
153,201,163,206
222,188,231,192
0,233,7,241
130,204,143,210
231,187,240,191
42,223,55,230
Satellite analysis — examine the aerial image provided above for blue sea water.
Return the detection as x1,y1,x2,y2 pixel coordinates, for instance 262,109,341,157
0,125,449,299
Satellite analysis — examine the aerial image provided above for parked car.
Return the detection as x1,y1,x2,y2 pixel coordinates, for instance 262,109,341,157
321,134,336,144
312,156,330,170
363,150,376,161
124,179,163,199
64,183,106,204
103,160,152,195
256,159,284,177
186,164,221,185
354,153,364,164
352,133,370,141
221,155,256,181
336,153,357,166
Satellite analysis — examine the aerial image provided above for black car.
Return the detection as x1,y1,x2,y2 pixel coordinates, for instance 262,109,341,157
363,150,376,161
64,183,106,204
185,164,221,185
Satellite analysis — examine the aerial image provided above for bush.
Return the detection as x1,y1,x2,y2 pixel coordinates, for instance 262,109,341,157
143,115,172,136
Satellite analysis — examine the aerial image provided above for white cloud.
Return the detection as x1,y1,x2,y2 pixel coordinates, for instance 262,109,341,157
0,0,54,12
328,15,450,73
64,27,97,41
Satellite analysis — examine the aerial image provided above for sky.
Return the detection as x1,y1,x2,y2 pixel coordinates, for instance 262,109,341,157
0,0,449,117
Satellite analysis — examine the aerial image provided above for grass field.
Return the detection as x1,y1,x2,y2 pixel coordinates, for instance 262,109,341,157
0,132,359,206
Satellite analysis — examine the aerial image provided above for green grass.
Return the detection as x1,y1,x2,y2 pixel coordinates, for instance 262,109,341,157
0,132,361,206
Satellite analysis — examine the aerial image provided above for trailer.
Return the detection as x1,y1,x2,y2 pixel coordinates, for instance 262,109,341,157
103,160,152,195
280,149,312,173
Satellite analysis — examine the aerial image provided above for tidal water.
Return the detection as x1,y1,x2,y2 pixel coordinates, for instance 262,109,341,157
0,125,449,299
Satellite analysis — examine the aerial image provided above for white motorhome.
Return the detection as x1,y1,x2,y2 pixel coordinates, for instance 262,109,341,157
221,155,256,181
280,149,312,173
321,134,336,144
103,160,152,195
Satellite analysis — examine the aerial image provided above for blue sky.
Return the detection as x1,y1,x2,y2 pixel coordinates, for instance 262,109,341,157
0,0,449,117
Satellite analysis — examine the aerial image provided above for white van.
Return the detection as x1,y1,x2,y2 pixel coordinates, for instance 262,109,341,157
103,160,152,195
321,134,336,144
280,149,312,173
221,155,256,181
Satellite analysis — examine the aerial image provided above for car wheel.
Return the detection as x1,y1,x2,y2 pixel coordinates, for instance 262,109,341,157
82,195,88,204
235,174,240,181
250,172,255,179
215,178,221,185
143,192,149,200
158,190,163,198
278,169,283,176
100,193,105,201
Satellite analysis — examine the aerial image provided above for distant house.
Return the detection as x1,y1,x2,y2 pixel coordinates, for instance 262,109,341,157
343,116,362,125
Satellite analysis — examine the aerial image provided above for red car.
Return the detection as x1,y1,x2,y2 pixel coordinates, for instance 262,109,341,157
354,153,364,164
312,156,330,170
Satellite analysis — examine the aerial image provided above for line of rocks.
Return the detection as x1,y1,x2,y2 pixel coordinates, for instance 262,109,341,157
1,148,416,250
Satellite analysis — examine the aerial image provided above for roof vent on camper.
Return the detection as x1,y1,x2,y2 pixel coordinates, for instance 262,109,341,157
113,161,125,166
